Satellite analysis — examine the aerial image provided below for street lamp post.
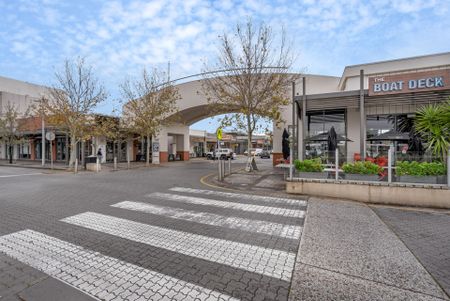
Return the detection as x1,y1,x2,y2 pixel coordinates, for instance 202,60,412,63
41,115,45,166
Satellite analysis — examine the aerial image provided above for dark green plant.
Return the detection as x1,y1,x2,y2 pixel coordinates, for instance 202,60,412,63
396,161,446,176
414,99,450,161
294,158,324,172
342,161,382,175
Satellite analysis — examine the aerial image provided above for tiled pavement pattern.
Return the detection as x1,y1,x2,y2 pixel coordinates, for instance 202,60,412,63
61,212,296,281
112,201,302,239
374,207,450,298
0,187,306,300
149,192,303,217
0,230,237,301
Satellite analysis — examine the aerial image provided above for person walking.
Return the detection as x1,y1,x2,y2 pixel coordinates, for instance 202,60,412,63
97,148,103,163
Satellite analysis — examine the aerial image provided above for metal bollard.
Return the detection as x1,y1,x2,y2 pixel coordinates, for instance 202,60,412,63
228,158,231,175
96,157,99,173
74,158,78,174
218,159,222,181
388,147,393,183
114,157,118,171
335,149,339,181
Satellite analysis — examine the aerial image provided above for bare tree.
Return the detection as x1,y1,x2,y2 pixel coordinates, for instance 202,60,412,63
121,68,180,166
202,20,298,158
38,58,107,167
0,102,24,164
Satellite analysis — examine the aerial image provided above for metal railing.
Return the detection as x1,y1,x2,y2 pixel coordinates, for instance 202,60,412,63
292,148,450,187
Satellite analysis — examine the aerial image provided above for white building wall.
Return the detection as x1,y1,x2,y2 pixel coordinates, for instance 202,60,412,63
346,109,361,160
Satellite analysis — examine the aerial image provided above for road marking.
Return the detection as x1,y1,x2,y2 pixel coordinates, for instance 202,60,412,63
112,201,303,239
0,229,238,301
0,173,43,178
62,212,296,281
170,187,307,207
149,192,304,218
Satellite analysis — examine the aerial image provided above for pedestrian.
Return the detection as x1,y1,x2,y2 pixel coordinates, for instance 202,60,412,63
97,148,103,163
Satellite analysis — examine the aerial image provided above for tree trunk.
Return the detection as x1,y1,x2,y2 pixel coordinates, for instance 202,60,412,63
113,141,116,161
146,135,150,167
65,133,69,165
246,114,252,158
9,144,13,164
69,134,77,167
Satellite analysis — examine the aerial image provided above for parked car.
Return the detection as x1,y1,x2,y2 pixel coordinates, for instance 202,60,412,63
259,150,271,158
244,148,263,156
206,148,235,160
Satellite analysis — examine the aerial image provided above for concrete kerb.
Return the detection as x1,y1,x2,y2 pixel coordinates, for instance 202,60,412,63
287,195,311,300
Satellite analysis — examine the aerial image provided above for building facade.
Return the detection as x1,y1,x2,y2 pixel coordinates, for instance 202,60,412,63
272,52,450,165
2,52,449,165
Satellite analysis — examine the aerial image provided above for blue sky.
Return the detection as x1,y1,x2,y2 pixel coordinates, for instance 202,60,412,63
1,0,449,131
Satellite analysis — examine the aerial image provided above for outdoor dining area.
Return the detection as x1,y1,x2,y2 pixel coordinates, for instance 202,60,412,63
282,125,448,186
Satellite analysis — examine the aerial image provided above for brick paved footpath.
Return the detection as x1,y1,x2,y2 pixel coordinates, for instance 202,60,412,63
1,164,449,300
374,207,450,297
0,166,307,301
289,198,449,301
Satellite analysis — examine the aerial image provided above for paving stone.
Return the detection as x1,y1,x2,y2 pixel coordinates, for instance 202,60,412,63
374,207,450,298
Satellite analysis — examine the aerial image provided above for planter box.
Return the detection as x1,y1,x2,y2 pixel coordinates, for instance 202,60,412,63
398,175,445,184
345,174,379,182
298,171,328,179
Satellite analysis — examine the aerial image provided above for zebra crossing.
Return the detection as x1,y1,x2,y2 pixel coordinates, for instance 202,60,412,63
0,187,307,300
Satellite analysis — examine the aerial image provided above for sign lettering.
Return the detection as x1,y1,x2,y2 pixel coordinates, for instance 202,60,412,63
368,69,449,96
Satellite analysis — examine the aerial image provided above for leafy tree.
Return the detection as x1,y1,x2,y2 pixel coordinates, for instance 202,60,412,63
121,68,180,166
37,58,107,167
414,98,450,161
202,20,298,158
0,102,25,163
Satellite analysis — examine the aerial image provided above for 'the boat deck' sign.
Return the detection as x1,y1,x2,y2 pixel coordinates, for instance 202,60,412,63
369,69,449,96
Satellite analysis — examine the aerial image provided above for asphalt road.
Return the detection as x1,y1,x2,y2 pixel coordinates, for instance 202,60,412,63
0,160,306,301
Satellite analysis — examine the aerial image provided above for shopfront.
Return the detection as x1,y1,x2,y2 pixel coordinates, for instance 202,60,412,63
287,54,450,165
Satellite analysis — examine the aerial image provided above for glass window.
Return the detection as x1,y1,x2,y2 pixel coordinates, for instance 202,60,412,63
366,114,414,158
305,109,346,160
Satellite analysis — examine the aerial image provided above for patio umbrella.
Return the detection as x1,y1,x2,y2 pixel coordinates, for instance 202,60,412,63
327,126,338,152
408,130,424,156
327,126,338,163
282,128,290,160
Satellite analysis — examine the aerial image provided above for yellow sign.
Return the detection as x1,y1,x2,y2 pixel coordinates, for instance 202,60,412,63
216,128,223,140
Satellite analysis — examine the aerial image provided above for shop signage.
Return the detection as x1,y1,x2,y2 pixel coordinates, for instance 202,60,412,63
368,69,449,96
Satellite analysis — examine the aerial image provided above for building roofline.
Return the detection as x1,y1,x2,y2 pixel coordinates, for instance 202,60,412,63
343,51,450,69
0,75,49,90
338,52,450,90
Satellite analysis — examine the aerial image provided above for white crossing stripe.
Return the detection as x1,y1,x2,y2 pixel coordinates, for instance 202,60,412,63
148,192,304,218
0,230,238,301
112,201,303,239
169,187,307,207
0,173,42,178
62,212,296,281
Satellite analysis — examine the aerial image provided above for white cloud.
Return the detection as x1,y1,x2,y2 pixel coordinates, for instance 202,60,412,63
0,0,449,115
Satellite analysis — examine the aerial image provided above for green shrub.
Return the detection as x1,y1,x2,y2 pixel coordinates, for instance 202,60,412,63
294,158,324,172
342,161,382,175
396,161,446,176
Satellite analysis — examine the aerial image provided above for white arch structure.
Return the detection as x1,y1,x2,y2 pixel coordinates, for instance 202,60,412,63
152,73,340,164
